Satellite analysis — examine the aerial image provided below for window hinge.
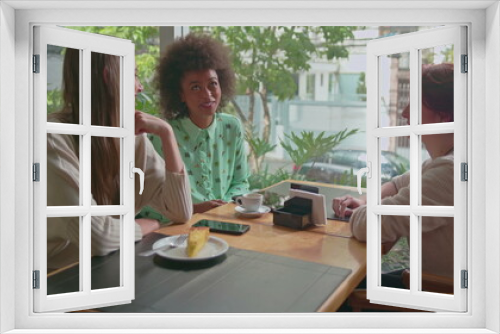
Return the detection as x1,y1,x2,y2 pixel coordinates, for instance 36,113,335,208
33,270,40,289
461,270,468,289
461,54,468,73
33,54,40,73
33,163,40,182
461,162,468,181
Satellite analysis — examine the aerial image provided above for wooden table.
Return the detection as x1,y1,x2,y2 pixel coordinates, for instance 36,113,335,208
158,180,367,312
51,180,367,312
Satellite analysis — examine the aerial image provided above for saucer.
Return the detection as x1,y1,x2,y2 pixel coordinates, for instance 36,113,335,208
235,205,271,218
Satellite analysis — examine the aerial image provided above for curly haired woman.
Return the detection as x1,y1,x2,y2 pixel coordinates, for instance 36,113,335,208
138,33,249,221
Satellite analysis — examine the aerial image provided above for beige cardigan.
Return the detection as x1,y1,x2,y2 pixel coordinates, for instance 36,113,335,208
350,152,454,278
46,132,192,269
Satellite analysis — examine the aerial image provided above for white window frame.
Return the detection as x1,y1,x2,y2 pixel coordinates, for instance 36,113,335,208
0,1,498,333
365,26,467,312
33,26,137,313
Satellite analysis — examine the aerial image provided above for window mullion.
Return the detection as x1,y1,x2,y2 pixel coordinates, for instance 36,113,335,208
373,205,455,216
409,46,421,295
81,131,91,294
409,214,420,293
365,49,379,295
81,48,92,294
119,56,125,288
122,53,135,295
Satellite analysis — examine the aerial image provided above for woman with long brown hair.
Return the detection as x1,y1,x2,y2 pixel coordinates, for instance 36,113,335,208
47,49,192,269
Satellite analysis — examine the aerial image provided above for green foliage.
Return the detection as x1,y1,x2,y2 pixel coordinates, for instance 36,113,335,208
393,162,409,176
191,26,359,175
356,72,367,102
280,128,359,178
258,191,288,210
422,46,454,65
47,89,63,114
68,26,161,116
245,127,277,173
422,50,435,65
336,169,366,188
69,26,158,50
135,91,161,116
381,237,410,272
248,166,304,191
191,26,356,102
441,45,454,63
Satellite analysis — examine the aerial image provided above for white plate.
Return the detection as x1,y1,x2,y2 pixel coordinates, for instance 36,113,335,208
235,205,271,218
152,235,229,261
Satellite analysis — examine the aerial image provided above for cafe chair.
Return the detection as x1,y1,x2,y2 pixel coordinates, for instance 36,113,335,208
347,269,453,312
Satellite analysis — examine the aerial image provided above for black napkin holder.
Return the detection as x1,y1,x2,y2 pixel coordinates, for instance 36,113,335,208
273,197,313,230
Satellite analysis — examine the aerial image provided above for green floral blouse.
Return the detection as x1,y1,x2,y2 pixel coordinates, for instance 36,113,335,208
137,113,249,223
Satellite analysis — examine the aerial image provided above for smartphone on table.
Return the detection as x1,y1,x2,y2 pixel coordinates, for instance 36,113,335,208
193,219,250,235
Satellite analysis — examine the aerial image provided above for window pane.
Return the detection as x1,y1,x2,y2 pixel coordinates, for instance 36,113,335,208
47,134,81,206
91,52,121,127
419,45,454,125
91,215,122,290
47,216,81,294
421,44,454,66
421,134,454,206
305,73,315,100
380,215,410,290
328,73,338,101
379,52,410,128
47,46,81,125
91,137,121,205
421,216,454,294
379,136,410,204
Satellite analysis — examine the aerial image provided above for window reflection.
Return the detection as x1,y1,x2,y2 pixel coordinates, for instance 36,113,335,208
46,47,124,274
419,45,454,125
380,215,410,290
421,216,454,294
91,52,121,127
379,136,410,205
91,137,122,206
91,215,122,291
47,216,81,291
421,134,454,206
379,52,411,128
47,135,80,206
47,45,80,124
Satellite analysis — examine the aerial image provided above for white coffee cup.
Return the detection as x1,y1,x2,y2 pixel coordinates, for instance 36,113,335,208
236,193,263,212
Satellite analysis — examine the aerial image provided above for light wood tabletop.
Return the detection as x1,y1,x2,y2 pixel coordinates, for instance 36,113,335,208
157,185,367,312
51,180,367,312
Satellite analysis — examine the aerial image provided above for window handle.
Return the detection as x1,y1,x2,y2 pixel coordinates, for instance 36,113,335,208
130,162,144,195
357,162,371,195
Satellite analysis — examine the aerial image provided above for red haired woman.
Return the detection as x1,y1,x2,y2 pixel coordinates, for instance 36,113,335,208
333,63,454,287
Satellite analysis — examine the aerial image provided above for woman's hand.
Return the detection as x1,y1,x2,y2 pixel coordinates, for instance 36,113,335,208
135,110,173,137
332,195,366,218
136,218,161,236
193,200,227,214
135,110,184,173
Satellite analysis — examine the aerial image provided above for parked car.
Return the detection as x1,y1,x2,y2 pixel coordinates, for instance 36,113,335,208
297,149,410,184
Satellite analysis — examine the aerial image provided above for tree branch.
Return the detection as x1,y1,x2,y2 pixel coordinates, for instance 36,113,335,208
231,98,247,123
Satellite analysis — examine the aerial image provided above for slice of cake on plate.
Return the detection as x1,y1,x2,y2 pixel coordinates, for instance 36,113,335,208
186,226,210,257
